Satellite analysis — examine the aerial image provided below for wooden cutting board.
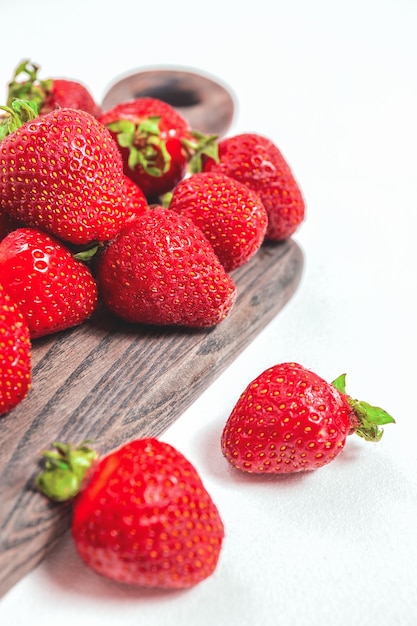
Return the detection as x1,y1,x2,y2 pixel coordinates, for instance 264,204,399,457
0,239,303,597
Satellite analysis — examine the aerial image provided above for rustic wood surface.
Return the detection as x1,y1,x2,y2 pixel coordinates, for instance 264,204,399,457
0,240,303,598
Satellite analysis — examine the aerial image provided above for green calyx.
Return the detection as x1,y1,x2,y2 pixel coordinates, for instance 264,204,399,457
73,244,101,264
183,130,219,174
331,373,395,442
159,191,173,208
0,98,39,141
107,116,171,177
36,441,98,502
6,59,51,109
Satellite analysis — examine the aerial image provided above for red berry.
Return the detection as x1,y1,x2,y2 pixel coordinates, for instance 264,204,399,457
203,133,305,241
99,98,191,199
0,282,31,416
168,171,268,272
0,105,127,245
6,59,101,117
36,438,225,589
97,206,237,327
221,362,394,474
120,174,149,224
0,228,98,338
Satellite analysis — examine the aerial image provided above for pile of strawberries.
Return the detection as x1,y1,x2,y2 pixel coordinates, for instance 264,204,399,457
0,61,393,590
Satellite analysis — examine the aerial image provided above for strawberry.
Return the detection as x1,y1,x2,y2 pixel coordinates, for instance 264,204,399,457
202,133,305,241
221,362,394,474
167,171,268,272
0,282,31,416
0,100,128,245
99,97,219,200
7,59,101,117
0,227,98,338
96,206,237,327
99,97,194,199
36,438,224,589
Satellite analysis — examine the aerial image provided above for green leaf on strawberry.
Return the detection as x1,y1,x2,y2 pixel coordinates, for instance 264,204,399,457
99,98,190,198
183,130,219,174
107,115,171,176
331,373,395,442
0,98,38,141
6,59,101,118
6,59,52,110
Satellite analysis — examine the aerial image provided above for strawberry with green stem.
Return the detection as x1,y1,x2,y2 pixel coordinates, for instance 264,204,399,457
6,59,101,117
167,171,268,272
36,438,225,589
221,362,394,474
99,98,218,200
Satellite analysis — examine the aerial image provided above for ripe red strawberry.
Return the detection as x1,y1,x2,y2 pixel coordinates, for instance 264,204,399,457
0,282,31,416
99,98,192,199
221,362,394,474
0,227,98,338
202,133,305,241
167,171,268,272
96,206,237,327
36,438,224,589
0,101,128,245
7,59,101,117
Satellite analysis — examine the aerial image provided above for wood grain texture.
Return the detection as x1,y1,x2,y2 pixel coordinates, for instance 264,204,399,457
0,240,303,597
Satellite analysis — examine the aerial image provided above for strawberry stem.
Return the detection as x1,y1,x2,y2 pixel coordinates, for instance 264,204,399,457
183,130,219,174
159,191,173,208
0,98,39,140
6,59,52,110
36,441,98,502
107,116,171,177
73,244,101,263
331,373,395,442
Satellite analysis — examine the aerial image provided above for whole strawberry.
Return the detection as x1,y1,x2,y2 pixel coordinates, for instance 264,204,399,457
36,438,224,589
167,171,268,272
0,282,31,416
221,362,394,474
7,59,101,117
97,206,237,327
0,228,98,338
99,98,192,199
0,100,127,245
202,133,305,241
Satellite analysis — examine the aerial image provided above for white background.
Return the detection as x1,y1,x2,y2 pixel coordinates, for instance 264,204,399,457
1,0,417,624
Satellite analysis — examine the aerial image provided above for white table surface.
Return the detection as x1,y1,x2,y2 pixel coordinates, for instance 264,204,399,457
1,0,416,624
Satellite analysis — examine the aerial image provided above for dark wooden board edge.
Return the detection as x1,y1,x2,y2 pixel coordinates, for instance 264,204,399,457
0,240,303,597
